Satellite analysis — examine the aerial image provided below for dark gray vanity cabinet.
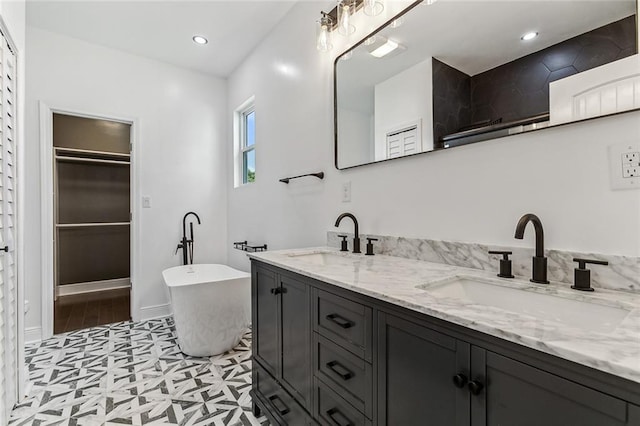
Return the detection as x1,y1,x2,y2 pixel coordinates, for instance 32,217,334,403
474,349,631,426
251,260,640,426
377,312,470,426
251,264,313,425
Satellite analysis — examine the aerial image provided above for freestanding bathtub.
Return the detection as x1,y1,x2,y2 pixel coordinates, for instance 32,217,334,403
162,264,250,357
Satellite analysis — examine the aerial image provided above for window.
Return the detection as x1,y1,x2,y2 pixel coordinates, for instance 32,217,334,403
234,97,256,186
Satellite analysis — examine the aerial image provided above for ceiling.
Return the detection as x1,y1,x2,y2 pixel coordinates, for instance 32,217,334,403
26,1,299,77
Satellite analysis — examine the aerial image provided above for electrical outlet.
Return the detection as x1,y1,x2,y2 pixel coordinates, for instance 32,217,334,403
342,181,352,202
622,152,639,165
623,165,639,178
609,143,640,190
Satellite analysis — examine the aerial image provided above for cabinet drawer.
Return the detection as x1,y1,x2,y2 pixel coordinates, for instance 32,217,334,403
315,377,372,426
314,333,373,419
315,289,373,361
254,362,311,425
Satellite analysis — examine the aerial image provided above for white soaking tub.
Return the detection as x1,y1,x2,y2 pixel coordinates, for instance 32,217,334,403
162,264,250,356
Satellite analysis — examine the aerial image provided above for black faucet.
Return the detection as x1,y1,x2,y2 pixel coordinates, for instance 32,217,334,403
176,212,201,265
514,213,549,284
334,213,361,254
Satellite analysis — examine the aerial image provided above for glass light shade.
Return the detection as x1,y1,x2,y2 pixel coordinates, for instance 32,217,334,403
337,0,356,35
363,0,384,16
316,15,333,51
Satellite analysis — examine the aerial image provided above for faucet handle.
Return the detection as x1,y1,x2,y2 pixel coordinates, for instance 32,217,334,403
337,235,348,252
572,258,608,292
488,250,514,278
365,238,378,256
175,244,183,255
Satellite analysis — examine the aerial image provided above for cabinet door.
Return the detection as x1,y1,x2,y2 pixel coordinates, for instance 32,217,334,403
280,275,312,409
252,265,280,377
471,349,629,426
377,312,470,426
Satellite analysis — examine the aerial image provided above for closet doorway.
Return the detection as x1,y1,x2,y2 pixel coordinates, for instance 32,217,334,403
52,113,132,334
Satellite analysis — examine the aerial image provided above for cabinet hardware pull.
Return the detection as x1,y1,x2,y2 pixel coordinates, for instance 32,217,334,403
452,373,468,388
468,380,484,395
326,361,354,381
268,394,290,416
0,246,7,253
326,313,354,329
270,288,280,295
325,407,353,426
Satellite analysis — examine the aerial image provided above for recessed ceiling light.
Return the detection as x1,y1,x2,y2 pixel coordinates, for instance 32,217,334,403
521,32,538,41
192,35,208,45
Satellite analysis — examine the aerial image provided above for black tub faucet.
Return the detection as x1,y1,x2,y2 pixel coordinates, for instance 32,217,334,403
176,211,201,265
514,213,549,284
335,213,361,254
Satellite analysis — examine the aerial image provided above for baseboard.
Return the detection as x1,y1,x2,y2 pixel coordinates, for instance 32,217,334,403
57,278,131,297
24,326,42,344
139,303,172,321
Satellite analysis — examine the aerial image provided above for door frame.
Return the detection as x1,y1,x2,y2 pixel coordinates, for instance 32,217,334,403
39,102,140,339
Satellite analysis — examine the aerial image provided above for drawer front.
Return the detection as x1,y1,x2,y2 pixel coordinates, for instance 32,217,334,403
254,362,311,425
315,289,373,361
315,377,372,426
314,333,373,418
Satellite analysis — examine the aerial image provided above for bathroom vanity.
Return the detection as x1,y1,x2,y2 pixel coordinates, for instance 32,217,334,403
249,248,640,425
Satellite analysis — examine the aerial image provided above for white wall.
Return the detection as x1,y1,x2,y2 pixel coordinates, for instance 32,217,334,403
337,107,373,167
374,58,433,160
227,1,640,274
25,27,228,337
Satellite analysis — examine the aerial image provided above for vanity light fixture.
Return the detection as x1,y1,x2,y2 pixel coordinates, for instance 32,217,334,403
337,0,357,35
192,35,208,45
316,12,334,51
521,31,538,41
363,0,384,16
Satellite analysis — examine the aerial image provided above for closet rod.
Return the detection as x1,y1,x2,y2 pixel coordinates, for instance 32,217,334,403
57,222,130,228
55,146,131,158
55,156,130,166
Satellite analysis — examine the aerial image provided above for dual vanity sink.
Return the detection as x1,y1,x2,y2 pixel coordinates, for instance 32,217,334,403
287,250,632,336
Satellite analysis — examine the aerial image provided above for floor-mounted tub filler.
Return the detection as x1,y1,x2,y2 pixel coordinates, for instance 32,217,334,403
162,264,250,356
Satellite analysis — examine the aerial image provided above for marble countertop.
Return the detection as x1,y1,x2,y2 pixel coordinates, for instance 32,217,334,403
248,247,640,383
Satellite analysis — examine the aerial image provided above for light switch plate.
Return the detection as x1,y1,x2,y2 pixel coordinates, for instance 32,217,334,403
609,143,640,190
342,181,352,203
142,196,152,208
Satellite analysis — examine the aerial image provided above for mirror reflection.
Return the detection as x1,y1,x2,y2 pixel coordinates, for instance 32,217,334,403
335,0,638,169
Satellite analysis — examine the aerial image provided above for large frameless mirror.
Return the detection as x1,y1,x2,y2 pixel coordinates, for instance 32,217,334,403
335,0,639,169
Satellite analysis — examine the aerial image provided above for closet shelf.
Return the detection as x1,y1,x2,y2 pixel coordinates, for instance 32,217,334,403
55,155,130,166
56,222,130,228
55,146,130,159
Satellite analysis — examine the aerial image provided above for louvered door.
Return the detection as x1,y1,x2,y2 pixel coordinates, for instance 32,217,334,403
0,31,17,423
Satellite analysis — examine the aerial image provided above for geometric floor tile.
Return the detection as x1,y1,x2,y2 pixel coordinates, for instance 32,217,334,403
9,317,270,426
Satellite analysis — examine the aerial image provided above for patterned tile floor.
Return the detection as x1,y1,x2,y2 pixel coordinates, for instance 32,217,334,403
10,317,269,425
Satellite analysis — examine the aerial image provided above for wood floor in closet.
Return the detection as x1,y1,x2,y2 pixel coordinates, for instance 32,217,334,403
54,288,131,334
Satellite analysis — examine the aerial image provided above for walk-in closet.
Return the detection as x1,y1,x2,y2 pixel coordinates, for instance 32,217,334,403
53,113,131,333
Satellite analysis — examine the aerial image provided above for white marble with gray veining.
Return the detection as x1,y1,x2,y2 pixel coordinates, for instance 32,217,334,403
248,247,640,383
327,232,640,293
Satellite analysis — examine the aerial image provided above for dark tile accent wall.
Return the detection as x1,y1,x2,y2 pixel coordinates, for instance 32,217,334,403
432,59,471,148
469,15,637,125
432,15,637,144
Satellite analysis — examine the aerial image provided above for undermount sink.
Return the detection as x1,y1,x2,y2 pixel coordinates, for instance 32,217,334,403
417,276,630,334
287,251,350,266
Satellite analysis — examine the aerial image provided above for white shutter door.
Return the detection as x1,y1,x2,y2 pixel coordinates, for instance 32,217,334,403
0,32,17,422
386,126,418,159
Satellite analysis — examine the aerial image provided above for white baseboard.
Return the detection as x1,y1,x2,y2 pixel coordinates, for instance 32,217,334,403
139,303,172,321
24,326,42,344
57,278,131,297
